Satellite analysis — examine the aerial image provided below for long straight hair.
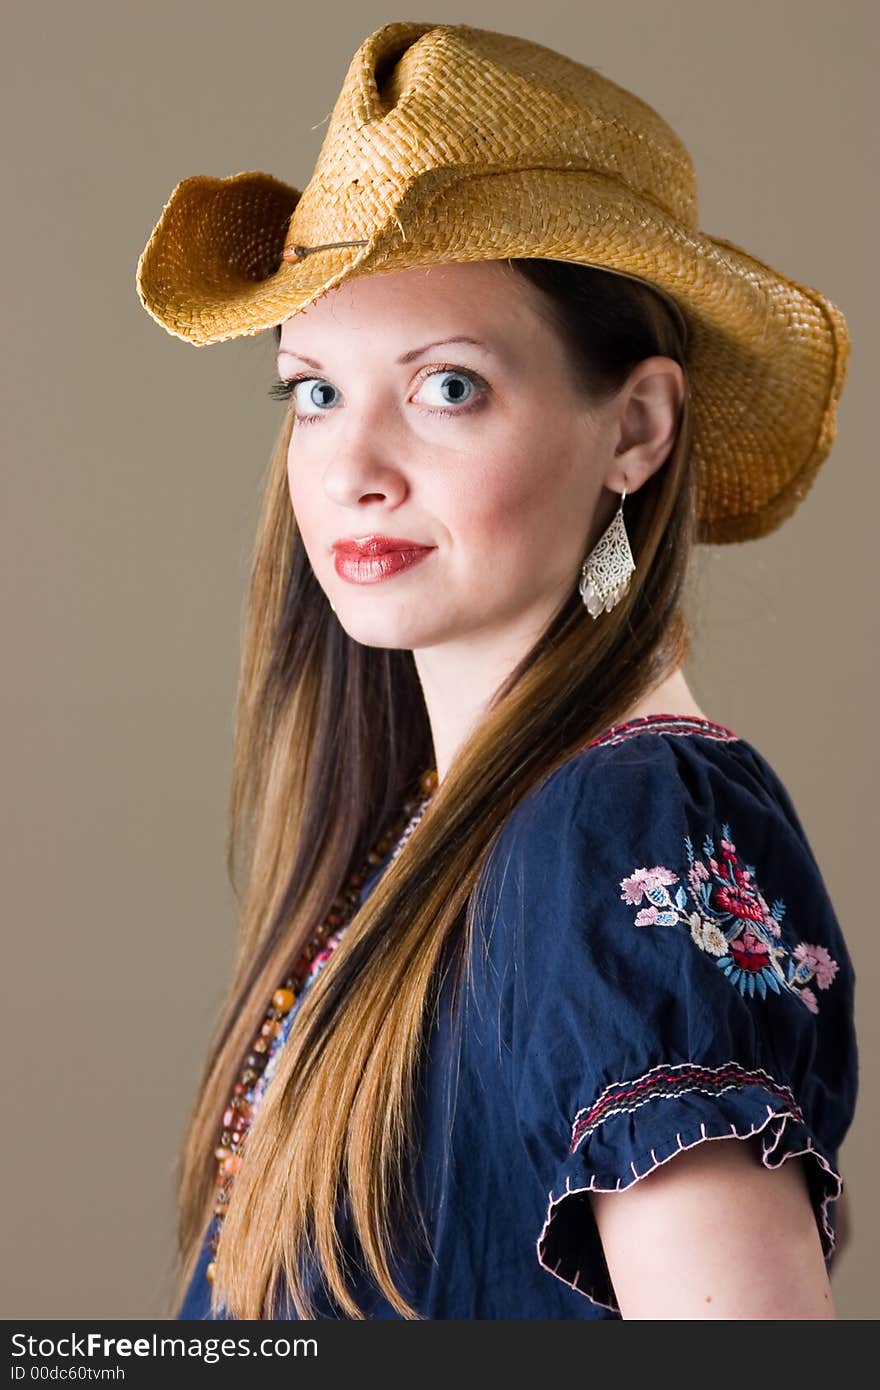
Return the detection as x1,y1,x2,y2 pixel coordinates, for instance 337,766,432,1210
169,257,697,1319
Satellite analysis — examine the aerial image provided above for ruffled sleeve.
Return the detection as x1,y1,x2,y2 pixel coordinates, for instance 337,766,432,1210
494,731,858,1314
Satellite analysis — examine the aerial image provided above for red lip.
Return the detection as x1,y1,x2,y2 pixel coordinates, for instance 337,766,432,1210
331,534,433,557
333,546,434,585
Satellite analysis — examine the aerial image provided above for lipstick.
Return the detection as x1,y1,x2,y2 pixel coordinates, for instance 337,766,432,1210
333,546,434,584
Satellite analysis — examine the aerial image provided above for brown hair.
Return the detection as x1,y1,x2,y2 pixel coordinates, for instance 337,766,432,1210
167,257,696,1319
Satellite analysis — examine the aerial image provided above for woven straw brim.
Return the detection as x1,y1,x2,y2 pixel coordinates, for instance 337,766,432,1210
136,164,850,545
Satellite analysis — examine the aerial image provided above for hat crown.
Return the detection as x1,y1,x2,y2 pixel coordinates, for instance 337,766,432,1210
285,21,698,254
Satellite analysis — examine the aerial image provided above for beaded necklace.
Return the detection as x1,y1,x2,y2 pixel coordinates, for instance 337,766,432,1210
205,766,439,1286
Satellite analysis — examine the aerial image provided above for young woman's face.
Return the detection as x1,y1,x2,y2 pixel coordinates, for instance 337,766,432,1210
276,260,616,650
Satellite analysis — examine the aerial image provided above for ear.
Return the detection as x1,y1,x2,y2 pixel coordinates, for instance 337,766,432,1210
605,356,685,494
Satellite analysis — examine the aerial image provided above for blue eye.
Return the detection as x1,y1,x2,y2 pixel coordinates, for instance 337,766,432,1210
418,369,476,409
267,365,487,423
266,377,337,413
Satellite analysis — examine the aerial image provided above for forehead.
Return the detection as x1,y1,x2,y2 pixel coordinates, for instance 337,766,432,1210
276,260,545,357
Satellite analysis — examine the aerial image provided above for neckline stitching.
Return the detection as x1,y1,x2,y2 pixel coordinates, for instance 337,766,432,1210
587,713,739,747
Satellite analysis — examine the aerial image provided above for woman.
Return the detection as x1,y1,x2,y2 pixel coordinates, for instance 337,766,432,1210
135,22,858,1320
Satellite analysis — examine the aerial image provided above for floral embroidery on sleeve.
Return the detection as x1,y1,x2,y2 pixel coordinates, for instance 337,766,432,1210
619,822,839,1013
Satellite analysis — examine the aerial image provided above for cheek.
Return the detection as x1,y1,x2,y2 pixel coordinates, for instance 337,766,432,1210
285,460,328,582
449,442,585,556
286,449,317,523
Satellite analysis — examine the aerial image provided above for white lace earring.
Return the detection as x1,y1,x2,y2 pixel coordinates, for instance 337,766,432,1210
578,486,636,618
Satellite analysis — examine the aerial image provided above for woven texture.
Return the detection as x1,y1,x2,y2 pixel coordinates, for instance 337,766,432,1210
135,20,851,544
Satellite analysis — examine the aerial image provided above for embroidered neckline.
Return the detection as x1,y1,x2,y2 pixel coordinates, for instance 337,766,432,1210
587,713,739,748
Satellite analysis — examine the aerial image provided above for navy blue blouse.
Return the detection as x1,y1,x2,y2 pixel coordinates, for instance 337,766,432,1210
178,714,858,1319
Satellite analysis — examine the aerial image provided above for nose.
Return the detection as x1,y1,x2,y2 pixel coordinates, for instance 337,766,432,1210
319,400,410,508
322,452,409,509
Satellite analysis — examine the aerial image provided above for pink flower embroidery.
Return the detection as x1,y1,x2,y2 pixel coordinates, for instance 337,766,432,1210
793,942,839,990
800,987,819,1015
620,865,680,905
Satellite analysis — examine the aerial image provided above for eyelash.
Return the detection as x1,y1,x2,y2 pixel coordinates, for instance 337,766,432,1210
267,364,488,423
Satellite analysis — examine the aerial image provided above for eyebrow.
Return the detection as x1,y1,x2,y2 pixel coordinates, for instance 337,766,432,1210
275,335,496,371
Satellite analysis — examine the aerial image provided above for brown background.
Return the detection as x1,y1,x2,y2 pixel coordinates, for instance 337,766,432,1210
2,1,875,1318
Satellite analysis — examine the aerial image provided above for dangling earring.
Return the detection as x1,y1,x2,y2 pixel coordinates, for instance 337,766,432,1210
578,486,636,618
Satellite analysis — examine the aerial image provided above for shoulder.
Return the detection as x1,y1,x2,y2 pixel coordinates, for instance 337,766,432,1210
479,719,857,1135
490,717,811,894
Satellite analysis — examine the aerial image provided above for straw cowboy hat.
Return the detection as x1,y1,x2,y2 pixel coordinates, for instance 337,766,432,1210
135,20,851,545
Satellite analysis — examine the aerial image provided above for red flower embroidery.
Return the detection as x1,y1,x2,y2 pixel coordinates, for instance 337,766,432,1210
714,882,766,924
729,929,771,973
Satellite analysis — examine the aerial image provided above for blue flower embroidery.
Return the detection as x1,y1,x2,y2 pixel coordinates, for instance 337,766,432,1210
619,822,839,1013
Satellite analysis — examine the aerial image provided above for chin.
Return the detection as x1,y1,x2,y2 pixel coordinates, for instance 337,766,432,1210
334,612,445,650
